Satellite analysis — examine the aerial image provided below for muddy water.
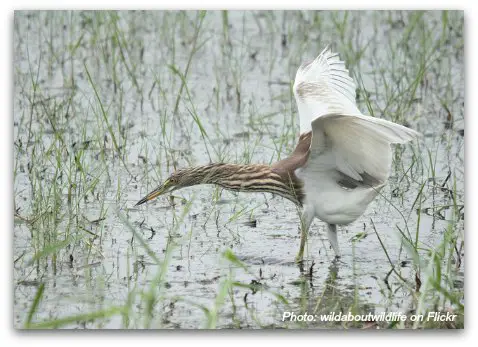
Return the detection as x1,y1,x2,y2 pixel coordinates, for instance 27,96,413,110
13,11,464,328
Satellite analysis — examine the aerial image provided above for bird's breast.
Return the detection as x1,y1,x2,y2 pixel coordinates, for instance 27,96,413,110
301,175,382,225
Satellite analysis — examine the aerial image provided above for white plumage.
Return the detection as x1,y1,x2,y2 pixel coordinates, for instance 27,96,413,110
293,46,420,259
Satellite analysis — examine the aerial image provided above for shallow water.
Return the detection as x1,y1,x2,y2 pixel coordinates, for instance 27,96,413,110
13,10,464,329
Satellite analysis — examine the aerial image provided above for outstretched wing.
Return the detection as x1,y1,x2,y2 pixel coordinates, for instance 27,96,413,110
294,47,421,188
309,113,420,184
293,46,360,134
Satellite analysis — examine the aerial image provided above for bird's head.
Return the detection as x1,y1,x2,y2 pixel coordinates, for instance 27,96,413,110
134,168,203,206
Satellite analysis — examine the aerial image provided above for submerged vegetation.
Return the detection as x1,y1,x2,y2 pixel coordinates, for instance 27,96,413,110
13,10,464,329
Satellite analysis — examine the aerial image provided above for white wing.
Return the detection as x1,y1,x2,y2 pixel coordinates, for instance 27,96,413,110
309,113,420,184
294,47,421,186
294,46,360,134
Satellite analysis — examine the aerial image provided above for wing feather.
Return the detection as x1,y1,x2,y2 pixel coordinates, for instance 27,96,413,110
310,114,420,184
294,46,360,134
294,47,421,187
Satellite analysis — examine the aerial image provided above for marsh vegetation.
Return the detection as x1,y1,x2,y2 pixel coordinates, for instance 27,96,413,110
13,10,464,329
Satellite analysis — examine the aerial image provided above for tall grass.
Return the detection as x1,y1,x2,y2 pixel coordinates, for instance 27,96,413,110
13,10,464,329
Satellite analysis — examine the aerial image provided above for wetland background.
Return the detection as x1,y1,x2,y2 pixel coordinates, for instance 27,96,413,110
13,10,464,329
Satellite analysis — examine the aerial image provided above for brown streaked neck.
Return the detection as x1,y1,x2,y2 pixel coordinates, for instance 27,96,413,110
181,133,311,206
189,163,305,206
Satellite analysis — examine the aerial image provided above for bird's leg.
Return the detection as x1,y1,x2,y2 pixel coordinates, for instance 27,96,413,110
327,223,340,258
296,227,307,263
296,207,314,263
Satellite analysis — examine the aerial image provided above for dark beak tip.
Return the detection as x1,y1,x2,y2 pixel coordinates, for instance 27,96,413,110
134,184,168,207
134,198,147,206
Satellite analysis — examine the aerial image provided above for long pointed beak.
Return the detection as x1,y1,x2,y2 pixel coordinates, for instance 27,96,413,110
135,180,170,206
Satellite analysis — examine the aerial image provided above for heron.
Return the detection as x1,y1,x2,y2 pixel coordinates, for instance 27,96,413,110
136,46,420,262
